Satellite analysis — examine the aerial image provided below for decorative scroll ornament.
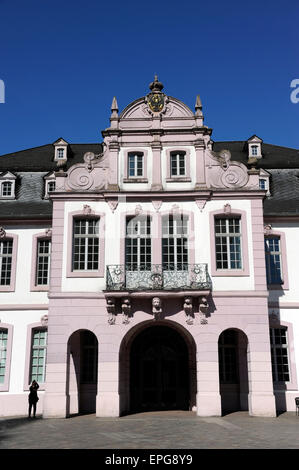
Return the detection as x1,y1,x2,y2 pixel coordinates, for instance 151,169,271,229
0,227,6,238
121,298,131,324
83,204,93,215
221,166,249,188
135,204,143,216
195,200,207,212
83,152,96,172
208,149,249,189
152,200,162,212
68,166,94,190
183,297,194,325
107,200,119,213
152,297,162,320
107,298,116,325
41,315,48,326
264,224,272,235
223,203,231,215
199,296,209,324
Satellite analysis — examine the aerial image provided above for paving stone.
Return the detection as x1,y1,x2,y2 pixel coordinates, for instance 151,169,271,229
0,411,299,449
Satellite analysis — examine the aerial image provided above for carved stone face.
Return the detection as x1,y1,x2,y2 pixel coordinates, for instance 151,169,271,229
184,297,192,305
152,297,161,308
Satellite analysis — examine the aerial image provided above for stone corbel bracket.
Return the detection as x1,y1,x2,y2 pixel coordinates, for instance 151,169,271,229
152,297,163,320
121,298,131,324
183,296,194,325
199,296,209,324
107,298,116,325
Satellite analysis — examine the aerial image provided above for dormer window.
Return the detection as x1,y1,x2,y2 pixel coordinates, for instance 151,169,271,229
171,152,186,177
57,148,65,159
1,182,12,197
247,135,263,160
259,178,266,190
47,181,56,193
0,172,16,200
53,138,68,163
44,172,56,199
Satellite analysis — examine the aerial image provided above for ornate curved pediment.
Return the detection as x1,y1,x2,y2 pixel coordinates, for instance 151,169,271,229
64,151,110,191
206,149,249,189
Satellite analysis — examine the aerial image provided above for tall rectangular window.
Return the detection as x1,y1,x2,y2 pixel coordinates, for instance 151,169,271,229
265,237,282,284
0,329,8,384
72,219,99,271
128,153,144,177
218,330,238,384
1,182,12,197
215,217,242,270
170,152,186,177
30,329,47,383
162,215,188,270
270,328,290,382
36,239,51,285
0,239,13,285
125,216,151,271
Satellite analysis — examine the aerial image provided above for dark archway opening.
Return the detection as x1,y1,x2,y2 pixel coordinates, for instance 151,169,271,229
130,325,189,413
66,329,98,416
218,328,249,415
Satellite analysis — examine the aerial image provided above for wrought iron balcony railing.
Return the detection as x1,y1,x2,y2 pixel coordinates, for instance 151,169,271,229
106,264,212,291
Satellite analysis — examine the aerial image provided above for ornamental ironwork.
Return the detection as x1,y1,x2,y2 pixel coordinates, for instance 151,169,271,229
106,264,212,291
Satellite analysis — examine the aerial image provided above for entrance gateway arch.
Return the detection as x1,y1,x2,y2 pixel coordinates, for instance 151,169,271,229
119,322,197,415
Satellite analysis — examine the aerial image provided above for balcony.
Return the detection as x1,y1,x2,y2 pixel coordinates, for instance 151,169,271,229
106,264,212,292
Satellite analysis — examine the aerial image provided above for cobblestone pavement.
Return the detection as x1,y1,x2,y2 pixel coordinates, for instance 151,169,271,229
0,410,299,449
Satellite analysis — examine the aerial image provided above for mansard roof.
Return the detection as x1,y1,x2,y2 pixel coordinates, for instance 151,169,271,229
213,141,299,169
0,143,103,172
0,140,298,219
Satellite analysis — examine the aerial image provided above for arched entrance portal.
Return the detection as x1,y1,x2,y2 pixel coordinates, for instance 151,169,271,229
218,328,249,414
130,325,189,413
66,330,98,416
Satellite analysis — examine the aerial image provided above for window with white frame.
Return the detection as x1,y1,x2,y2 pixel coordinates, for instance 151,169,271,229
265,237,282,285
36,239,51,286
0,328,8,384
251,145,258,156
47,180,56,193
0,239,13,285
72,218,99,271
162,214,188,271
128,152,144,178
125,216,151,271
57,148,65,159
270,327,290,382
30,328,47,383
1,181,12,197
259,178,267,190
215,217,242,270
170,152,186,177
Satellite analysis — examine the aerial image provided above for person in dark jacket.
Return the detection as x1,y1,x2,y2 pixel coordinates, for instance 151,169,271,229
28,380,39,418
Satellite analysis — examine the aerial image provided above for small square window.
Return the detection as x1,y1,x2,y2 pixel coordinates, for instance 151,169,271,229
57,148,65,159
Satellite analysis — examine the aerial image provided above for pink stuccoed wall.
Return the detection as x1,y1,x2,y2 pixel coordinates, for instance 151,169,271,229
42,293,276,418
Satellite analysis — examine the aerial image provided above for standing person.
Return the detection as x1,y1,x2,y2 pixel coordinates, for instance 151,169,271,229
28,380,39,418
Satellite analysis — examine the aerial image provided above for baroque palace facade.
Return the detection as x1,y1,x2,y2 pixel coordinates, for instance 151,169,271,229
1,77,299,418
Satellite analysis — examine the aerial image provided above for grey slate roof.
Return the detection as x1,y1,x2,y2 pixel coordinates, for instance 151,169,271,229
0,140,298,219
0,143,103,172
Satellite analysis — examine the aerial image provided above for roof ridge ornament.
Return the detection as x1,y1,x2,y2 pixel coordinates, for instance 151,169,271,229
149,74,164,93
147,75,165,114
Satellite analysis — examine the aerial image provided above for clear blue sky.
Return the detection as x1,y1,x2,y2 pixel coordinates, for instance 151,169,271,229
0,0,298,155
